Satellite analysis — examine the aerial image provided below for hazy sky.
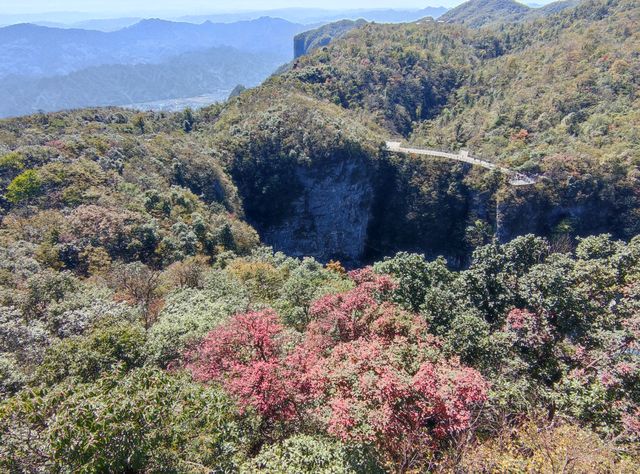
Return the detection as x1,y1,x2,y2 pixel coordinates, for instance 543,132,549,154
0,0,554,15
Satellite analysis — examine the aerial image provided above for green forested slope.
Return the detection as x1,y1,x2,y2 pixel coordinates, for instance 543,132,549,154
0,109,259,270
260,0,640,245
1,1,640,472
440,0,531,27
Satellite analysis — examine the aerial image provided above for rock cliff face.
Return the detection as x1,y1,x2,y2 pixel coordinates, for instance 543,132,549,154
244,152,626,267
496,188,618,244
259,156,374,265
247,153,496,267
293,20,366,59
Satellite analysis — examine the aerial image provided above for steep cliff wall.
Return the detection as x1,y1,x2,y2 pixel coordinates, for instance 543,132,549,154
259,155,374,265
243,151,631,267
241,151,500,267
293,20,366,59
495,184,626,244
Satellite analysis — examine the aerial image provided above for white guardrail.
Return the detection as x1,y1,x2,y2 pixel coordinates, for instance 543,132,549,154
385,141,537,186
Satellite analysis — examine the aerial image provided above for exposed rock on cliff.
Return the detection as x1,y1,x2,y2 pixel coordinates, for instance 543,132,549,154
260,156,374,264
293,20,366,59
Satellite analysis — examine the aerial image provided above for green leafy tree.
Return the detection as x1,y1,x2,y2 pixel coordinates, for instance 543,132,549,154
374,253,453,312
36,322,147,386
5,169,42,204
242,435,383,474
0,368,252,473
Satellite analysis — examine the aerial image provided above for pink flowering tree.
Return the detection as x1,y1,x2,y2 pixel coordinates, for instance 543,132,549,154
187,310,301,422
187,269,488,471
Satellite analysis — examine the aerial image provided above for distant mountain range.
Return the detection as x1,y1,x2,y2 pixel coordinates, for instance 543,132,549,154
0,8,449,30
0,17,306,79
0,46,281,118
179,7,448,25
33,17,144,32
0,16,310,117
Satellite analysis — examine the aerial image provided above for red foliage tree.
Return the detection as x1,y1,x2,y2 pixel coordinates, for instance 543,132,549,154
187,310,300,421
186,270,488,470
315,336,487,470
505,308,554,349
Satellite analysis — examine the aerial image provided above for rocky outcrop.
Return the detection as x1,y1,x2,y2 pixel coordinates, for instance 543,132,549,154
259,156,374,265
495,183,623,244
294,20,366,59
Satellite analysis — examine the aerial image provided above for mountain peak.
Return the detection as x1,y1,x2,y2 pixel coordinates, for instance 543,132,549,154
440,0,531,27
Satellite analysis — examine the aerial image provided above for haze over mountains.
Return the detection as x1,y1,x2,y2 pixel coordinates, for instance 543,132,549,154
0,7,455,118
0,18,305,78
0,2,573,118
0,17,307,117
177,7,449,25
0,7,450,29
0,47,282,118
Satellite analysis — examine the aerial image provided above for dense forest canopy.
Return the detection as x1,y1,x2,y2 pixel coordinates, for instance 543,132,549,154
1,0,639,472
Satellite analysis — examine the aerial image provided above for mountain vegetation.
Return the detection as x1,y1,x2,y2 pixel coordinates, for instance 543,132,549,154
440,0,579,28
440,0,532,27
1,0,640,471
294,19,367,58
273,0,640,255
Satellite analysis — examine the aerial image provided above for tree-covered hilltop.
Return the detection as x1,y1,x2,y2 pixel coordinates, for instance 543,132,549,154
257,0,640,253
277,18,488,136
0,108,259,271
293,19,367,59
280,0,638,163
440,0,532,28
439,0,579,28
415,0,640,166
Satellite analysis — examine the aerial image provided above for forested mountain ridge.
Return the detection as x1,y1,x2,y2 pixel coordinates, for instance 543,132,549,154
1,0,640,472
293,19,367,58
440,0,531,27
440,0,579,27
264,0,639,253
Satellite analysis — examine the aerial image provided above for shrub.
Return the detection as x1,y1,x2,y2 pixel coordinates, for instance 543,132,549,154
0,354,25,397
243,434,383,474
145,273,249,367
460,421,640,473
0,368,251,473
5,169,42,204
36,322,147,385
0,151,25,171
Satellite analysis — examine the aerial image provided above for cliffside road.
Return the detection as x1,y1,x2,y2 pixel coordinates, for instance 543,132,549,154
385,141,537,186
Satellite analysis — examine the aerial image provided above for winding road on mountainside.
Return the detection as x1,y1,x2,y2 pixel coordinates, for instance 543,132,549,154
385,141,537,186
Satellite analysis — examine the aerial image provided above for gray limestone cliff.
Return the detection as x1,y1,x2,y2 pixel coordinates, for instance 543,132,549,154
294,20,366,59
260,156,374,265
